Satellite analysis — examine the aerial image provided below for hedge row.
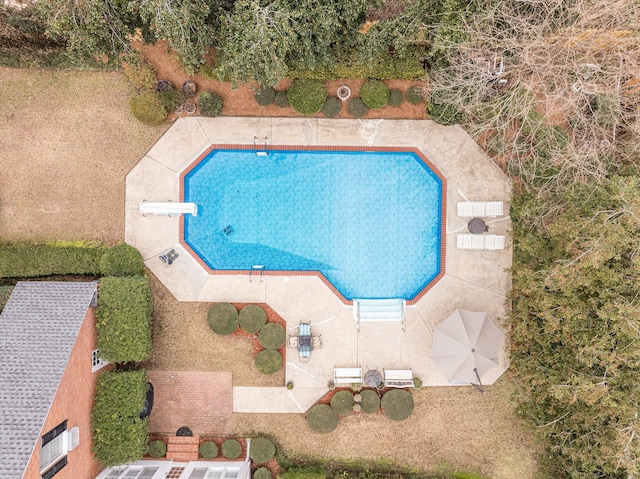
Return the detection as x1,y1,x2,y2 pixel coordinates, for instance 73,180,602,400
0,241,106,278
91,370,149,466
96,276,153,363
0,242,144,278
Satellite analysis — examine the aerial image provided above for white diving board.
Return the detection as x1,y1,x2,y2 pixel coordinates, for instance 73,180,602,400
139,202,198,217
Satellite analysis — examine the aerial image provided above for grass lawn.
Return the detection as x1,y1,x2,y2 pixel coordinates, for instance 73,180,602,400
0,67,543,479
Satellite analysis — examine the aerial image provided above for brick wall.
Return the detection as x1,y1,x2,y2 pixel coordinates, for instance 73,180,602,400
22,307,112,479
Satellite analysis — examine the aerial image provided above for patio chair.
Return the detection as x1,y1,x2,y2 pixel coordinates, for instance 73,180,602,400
299,322,311,336
287,335,298,349
312,335,323,349
299,344,311,363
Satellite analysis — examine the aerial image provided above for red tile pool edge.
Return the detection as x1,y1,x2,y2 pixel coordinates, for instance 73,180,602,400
179,144,447,306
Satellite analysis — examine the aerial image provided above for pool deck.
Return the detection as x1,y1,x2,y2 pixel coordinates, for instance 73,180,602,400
125,117,512,413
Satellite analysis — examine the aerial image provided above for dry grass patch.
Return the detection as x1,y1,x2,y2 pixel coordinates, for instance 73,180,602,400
0,67,166,243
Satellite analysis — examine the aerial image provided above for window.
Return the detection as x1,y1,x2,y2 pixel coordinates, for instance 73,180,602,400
188,468,241,479
40,421,67,476
92,349,109,372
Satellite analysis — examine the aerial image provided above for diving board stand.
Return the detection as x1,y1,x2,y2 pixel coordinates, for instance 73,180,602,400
353,298,406,331
139,202,198,217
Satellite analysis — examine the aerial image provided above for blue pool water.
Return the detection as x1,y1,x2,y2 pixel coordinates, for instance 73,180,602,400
183,149,442,300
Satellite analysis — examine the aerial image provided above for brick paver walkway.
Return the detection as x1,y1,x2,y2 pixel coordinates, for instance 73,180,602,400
147,371,233,435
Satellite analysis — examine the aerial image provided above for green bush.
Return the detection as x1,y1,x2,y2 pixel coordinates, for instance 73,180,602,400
255,349,282,374
250,437,276,463
590,93,621,127
130,90,167,125
330,391,355,416
198,91,224,117
428,91,466,126
207,302,239,335
199,441,218,459
321,97,341,117
287,79,327,115
91,370,149,466
221,439,242,459
359,390,380,414
381,389,414,421
347,98,369,118
0,241,107,278
388,89,403,107
307,404,338,433
254,467,272,479
122,62,157,91
406,85,425,105
275,90,289,108
100,243,145,277
360,79,390,109
413,377,423,389
0,285,14,314
533,125,570,160
96,276,153,363
239,304,267,333
148,440,167,458
158,88,185,112
258,323,286,349
255,86,276,106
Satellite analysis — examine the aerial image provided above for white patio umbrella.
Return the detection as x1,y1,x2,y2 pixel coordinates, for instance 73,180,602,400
430,309,503,387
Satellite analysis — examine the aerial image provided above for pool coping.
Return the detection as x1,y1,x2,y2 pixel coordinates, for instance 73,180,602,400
125,116,513,403
177,144,447,305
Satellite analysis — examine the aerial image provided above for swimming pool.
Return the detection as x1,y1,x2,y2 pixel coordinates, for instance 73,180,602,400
182,147,444,300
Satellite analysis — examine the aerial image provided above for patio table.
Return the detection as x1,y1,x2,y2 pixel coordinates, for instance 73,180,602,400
364,370,383,388
468,217,488,234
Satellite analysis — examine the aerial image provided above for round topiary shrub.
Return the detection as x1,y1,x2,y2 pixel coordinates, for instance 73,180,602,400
359,390,380,414
199,441,218,459
347,97,369,118
198,91,224,117
258,323,286,349
207,303,238,335
253,467,272,479
275,90,289,108
222,439,242,459
130,90,167,125
158,88,185,112
148,440,167,458
389,88,403,107
381,389,414,421
100,244,145,277
307,404,339,433
406,85,425,105
322,96,342,117
249,437,276,463
255,86,276,106
239,304,267,333
360,79,390,109
330,390,355,416
255,349,282,374
413,377,423,389
287,79,327,115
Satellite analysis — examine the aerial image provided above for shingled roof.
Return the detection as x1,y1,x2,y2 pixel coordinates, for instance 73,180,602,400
0,281,98,479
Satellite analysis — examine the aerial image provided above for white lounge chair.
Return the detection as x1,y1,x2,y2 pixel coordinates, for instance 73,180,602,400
457,201,504,218
457,234,505,250
139,202,198,217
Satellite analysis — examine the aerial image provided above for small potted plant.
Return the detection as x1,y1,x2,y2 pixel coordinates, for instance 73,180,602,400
286,380,294,390
337,86,351,101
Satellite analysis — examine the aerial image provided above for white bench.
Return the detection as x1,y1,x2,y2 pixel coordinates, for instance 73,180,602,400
383,369,415,388
333,368,362,385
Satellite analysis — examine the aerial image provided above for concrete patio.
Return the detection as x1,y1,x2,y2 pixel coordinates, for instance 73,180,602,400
125,117,512,413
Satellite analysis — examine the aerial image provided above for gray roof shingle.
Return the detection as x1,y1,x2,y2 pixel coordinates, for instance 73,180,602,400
0,281,98,479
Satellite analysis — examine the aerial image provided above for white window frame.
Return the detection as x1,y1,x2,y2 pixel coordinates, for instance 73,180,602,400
40,431,67,473
92,349,109,373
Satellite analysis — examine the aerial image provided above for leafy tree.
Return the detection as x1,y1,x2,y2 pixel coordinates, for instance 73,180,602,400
510,176,640,477
216,0,298,87
131,0,214,74
35,0,145,62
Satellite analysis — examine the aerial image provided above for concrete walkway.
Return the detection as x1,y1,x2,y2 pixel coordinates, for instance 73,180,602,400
127,117,512,413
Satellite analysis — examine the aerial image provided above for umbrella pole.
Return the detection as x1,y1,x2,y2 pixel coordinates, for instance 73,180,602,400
472,368,485,395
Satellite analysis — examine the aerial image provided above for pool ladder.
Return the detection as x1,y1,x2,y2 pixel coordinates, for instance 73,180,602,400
249,265,265,282
254,136,269,156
